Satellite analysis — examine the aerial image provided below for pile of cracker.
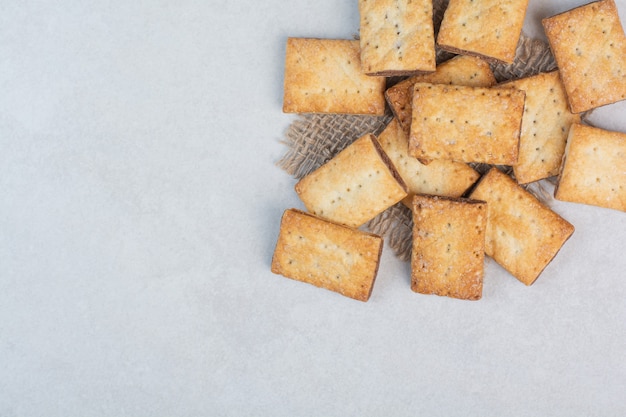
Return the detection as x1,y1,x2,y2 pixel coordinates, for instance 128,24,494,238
272,0,626,302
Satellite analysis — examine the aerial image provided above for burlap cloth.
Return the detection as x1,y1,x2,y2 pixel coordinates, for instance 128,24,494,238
277,0,565,261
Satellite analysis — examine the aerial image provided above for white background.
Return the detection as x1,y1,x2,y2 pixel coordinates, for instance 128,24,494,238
1,0,625,416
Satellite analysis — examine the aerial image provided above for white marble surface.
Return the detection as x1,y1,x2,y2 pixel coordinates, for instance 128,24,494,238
1,0,625,415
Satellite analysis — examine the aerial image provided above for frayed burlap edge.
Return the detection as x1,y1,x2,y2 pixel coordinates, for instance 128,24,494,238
278,113,392,179
277,4,566,261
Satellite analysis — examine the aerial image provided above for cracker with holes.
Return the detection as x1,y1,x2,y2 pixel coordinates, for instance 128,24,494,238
496,71,581,184
359,0,436,76
411,195,487,300
271,209,383,302
295,134,408,228
437,0,529,64
542,0,626,113
377,118,480,207
408,83,525,165
282,38,386,115
385,55,496,136
470,168,575,286
555,123,626,212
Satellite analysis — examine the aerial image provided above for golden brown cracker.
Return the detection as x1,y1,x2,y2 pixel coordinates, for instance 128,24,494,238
496,71,581,184
377,118,479,207
437,0,530,64
411,195,487,300
283,38,386,115
470,168,575,286
555,123,626,212
271,209,383,301
542,0,626,113
408,83,525,165
359,0,436,76
295,134,408,228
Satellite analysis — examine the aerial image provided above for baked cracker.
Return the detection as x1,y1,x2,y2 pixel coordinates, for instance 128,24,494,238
542,0,626,113
377,118,480,207
555,123,626,212
271,209,383,302
496,71,581,184
385,55,496,137
408,83,525,165
283,38,386,115
295,133,408,228
470,168,575,286
437,0,530,64
411,195,487,300
359,0,436,76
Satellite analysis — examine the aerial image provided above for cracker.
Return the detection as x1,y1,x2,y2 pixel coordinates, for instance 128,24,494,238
469,168,575,286
496,71,581,184
542,0,626,113
385,55,496,136
408,83,525,165
295,134,408,228
437,0,530,64
282,38,386,115
411,195,487,300
271,209,383,301
555,123,626,212
359,0,436,76
377,118,480,207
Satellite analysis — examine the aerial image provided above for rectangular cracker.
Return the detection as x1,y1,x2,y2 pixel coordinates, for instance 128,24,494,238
542,0,626,113
408,83,525,165
377,118,480,207
295,134,408,228
271,209,383,302
496,71,581,184
437,0,529,64
469,168,575,286
283,38,386,115
359,0,436,76
411,195,487,300
385,55,496,136
555,123,626,212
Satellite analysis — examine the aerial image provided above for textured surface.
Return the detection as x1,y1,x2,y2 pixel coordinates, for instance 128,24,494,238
437,0,530,63
555,123,626,212
411,195,486,300
271,209,383,301
359,0,436,75
409,83,525,165
470,168,575,285
543,0,626,113
283,38,386,114
497,71,581,184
